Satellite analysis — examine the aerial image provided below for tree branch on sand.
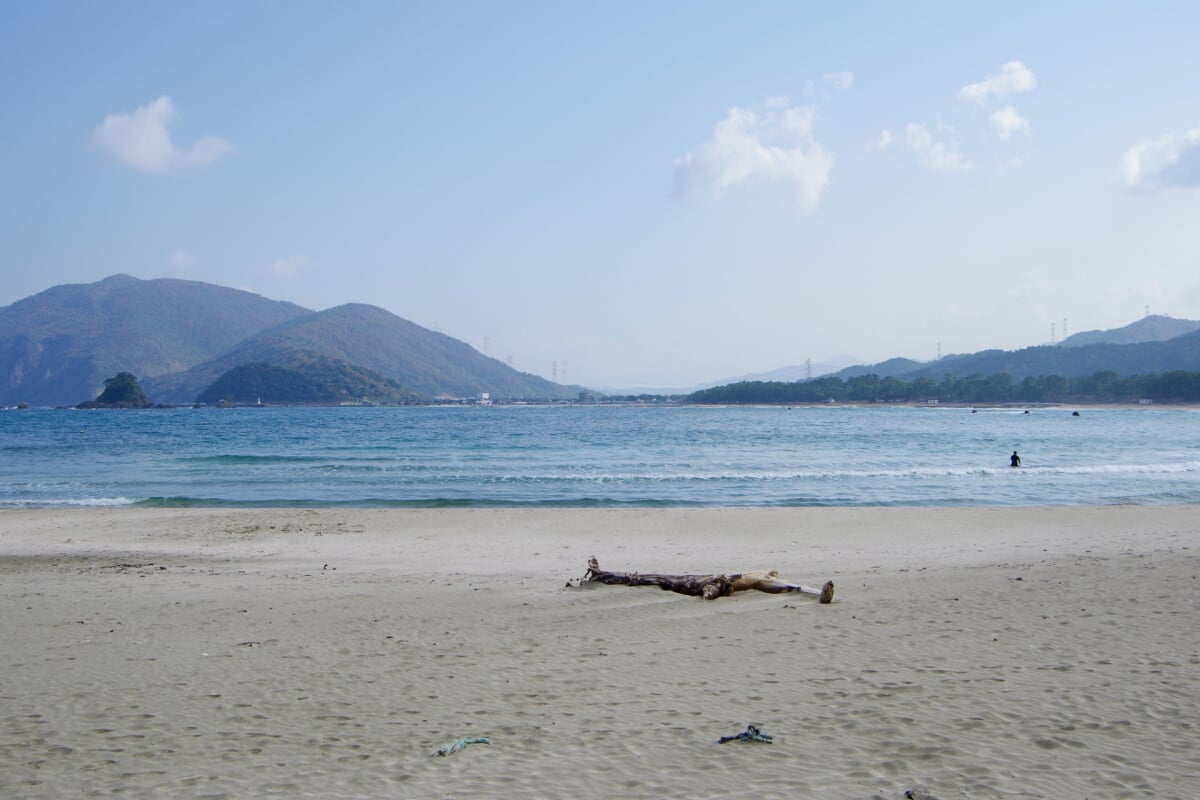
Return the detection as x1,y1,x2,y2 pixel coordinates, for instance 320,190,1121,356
577,557,834,603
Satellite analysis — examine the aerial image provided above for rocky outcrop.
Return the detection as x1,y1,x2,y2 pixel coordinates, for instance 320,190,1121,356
76,372,152,408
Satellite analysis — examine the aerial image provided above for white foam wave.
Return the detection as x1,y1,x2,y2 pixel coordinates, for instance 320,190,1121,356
488,461,1200,483
0,497,139,508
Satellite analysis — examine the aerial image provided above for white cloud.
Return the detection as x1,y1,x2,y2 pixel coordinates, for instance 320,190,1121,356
802,71,855,100
868,129,894,151
673,101,834,213
989,106,1029,139
959,61,1036,104
904,123,972,171
93,96,234,174
1120,128,1200,190
823,70,854,92
868,123,970,170
271,254,315,278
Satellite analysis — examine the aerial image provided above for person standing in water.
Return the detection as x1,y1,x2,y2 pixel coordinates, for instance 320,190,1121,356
1010,451,1021,468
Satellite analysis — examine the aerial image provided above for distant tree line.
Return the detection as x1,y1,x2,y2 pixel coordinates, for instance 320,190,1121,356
599,394,687,404
689,370,1200,405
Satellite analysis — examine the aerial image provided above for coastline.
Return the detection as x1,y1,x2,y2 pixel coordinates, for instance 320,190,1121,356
2,506,1198,799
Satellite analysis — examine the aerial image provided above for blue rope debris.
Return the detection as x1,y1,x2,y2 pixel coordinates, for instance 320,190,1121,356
717,724,774,744
431,736,492,756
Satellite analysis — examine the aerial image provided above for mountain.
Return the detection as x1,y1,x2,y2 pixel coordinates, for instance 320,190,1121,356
0,274,310,406
1058,314,1200,347
831,357,925,380
144,303,572,403
717,356,860,385
605,357,862,396
897,332,1200,381
2,275,576,406
826,315,1200,382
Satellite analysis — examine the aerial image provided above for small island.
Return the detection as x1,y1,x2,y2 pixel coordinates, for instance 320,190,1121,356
76,372,153,409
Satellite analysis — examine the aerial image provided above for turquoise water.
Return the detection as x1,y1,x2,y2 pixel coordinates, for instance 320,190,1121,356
1,405,1198,508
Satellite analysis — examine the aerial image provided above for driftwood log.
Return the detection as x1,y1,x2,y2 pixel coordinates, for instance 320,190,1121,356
581,557,834,603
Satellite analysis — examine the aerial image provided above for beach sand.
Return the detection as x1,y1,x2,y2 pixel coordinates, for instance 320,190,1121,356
1,506,1197,799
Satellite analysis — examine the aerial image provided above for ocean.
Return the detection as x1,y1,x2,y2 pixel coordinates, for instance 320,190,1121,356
1,404,1198,508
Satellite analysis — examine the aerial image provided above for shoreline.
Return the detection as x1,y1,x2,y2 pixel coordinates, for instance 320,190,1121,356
3,506,1198,799
6,400,1200,410
3,504,1195,573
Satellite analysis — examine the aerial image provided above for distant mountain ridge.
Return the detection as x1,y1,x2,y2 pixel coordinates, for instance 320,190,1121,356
1058,314,1200,347
7,275,1197,406
719,356,859,385
0,275,309,406
831,357,925,381
827,315,1200,382
1,275,574,406
143,302,569,403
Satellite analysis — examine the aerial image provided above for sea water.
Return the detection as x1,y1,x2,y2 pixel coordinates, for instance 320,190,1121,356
1,405,1198,508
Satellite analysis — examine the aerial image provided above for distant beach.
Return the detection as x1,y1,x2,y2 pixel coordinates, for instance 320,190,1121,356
2,505,1197,799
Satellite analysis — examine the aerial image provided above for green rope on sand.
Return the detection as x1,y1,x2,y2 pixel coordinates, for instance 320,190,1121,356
431,736,492,756
717,724,773,744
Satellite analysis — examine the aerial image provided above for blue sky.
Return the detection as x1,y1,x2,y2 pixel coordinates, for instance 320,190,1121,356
3,2,1199,390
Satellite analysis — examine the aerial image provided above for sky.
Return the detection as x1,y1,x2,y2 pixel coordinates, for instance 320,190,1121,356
3,2,1199,391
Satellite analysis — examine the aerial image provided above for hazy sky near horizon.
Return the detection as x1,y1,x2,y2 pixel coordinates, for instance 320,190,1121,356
3,2,1200,389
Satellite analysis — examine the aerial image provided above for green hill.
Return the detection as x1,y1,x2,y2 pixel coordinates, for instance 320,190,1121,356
195,359,424,405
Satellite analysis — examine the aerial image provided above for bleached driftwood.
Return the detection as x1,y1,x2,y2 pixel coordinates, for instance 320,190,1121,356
579,557,834,603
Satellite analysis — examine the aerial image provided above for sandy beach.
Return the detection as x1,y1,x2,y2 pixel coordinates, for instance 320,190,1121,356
1,506,1197,799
